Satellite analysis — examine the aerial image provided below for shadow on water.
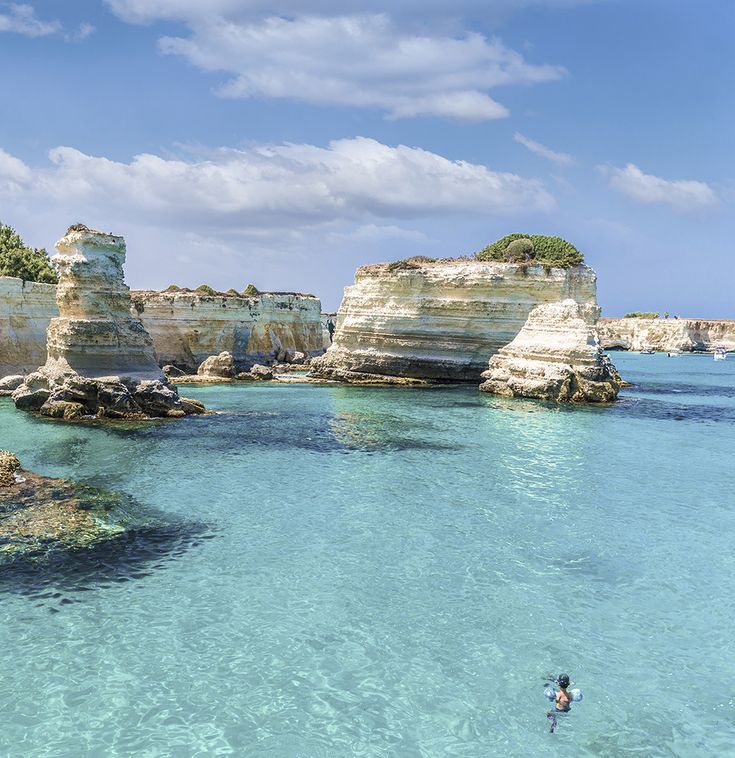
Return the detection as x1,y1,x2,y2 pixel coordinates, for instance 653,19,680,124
0,520,216,604
91,408,458,454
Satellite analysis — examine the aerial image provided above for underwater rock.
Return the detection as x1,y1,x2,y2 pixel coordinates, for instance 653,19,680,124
479,299,622,402
11,225,206,420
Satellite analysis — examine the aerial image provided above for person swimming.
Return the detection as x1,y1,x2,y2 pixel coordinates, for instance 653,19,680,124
545,673,574,733
554,674,572,712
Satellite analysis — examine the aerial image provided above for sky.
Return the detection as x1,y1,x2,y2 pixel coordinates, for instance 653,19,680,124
0,0,732,315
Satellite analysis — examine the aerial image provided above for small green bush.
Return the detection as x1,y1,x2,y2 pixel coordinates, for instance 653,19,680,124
225,288,240,296
195,284,217,296
165,284,181,292
475,234,583,268
386,256,437,272
624,312,659,319
242,284,260,296
0,222,58,283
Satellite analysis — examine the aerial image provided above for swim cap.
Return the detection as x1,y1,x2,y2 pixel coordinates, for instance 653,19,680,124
557,674,570,688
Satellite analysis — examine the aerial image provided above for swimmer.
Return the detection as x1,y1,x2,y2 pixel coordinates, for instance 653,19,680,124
545,673,573,733
553,674,572,712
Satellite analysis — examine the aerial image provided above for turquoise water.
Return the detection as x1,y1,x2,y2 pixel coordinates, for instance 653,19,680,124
1,353,734,756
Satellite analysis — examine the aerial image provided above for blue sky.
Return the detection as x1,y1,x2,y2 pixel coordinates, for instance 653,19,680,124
0,0,732,315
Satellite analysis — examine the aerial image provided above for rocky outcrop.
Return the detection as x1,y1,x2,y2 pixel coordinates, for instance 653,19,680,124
0,276,57,377
197,351,236,378
133,290,325,372
0,279,326,380
598,318,735,353
310,259,597,383
480,299,622,402
12,226,205,420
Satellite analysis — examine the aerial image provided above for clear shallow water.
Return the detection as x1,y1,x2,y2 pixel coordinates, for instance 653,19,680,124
1,353,734,757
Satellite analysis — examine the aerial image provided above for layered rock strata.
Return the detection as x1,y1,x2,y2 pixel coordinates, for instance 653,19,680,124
479,299,622,402
0,280,326,379
12,226,205,419
133,290,325,372
0,276,57,376
310,260,598,383
598,318,735,353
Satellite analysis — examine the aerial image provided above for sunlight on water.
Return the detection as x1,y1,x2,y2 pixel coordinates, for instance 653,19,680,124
1,353,734,756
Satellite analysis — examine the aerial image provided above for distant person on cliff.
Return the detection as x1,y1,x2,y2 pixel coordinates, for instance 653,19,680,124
327,318,335,342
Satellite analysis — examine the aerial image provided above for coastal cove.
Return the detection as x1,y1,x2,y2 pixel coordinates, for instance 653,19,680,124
1,353,733,756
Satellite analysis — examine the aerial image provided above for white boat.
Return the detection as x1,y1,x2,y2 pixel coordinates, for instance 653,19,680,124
639,347,655,354
666,350,681,357
714,347,727,361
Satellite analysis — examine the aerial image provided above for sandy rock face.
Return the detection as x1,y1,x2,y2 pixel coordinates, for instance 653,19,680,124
310,260,598,383
0,277,58,377
12,225,205,419
479,299,622,402
598,318,735,352
132,290,325,371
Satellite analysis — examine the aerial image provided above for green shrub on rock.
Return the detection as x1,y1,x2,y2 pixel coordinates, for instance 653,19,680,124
386,256,437,272
195,284,217,296
476,234,583,268
0,222,58,284
624,312,659,319
242,284,260,296
165,284,181,292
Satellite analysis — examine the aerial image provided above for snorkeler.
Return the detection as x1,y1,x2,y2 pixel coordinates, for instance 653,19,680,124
554,674,572,712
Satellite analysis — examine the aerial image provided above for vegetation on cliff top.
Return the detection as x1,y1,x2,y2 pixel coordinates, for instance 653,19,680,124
242,283,260,296
624,312,659,319
0,222,58,284
475,234,584,268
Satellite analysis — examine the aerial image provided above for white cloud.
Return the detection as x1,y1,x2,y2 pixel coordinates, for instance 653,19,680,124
0,3,61,36
0,139,555,304
514,131,574,165
0,147,32,189
0,138,553,225
66,22,96,42
157,14,563,121
105,0,598,24
602,163,717,213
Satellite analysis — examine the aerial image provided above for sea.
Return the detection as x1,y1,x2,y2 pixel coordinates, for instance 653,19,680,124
1,352,733,757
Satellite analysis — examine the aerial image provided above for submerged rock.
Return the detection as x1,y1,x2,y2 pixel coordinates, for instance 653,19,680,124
0,452,129,557
479,299,622,402
12,225,206,420
0,453,212,570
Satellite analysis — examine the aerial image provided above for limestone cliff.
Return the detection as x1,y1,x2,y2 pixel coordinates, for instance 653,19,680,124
0,277,57,376
598,318,735,352
310,259,598,383
132,290,325,371
480,299,621,402
12,226,204,419
0,280,326,378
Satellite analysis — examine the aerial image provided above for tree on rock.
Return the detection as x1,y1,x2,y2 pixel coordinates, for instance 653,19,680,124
0,222,57,283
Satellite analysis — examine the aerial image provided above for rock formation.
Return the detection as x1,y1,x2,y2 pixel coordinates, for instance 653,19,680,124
133,290,325,372
0,451,201,561
0,279,326,380
310,259,598,383
0,276,57,377
479,299,622,402
197,351,236,378
598,317,735,353
12,225,205,419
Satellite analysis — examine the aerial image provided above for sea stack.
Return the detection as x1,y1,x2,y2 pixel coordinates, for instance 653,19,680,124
310,258,598,383
12,225,205,419
479,299,622,402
